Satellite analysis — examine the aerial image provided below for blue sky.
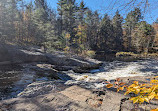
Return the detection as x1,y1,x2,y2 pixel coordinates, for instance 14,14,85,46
26,0,158,24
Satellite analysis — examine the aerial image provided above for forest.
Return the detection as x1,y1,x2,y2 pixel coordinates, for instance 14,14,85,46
0,0,158,56
0,1,158,111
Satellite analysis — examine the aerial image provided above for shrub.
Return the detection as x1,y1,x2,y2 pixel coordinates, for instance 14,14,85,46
116,52,137,57
85,50,96,58
106,76,158,110
148,53,158,57
64,46,70,53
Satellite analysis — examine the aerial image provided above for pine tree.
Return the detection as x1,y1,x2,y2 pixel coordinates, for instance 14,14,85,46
124,8,142,51
0,0,8,41
33,0,60,50
63,0,77,39
85,10,100,50
112,10,123,51
77,1,87,25
57,0,77,50
57,0,67,35
23,2,35,43
0,0,18,42
98,14,114,52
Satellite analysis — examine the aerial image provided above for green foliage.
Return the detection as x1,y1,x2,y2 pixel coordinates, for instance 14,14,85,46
0,0,18,41
57,0,77,40
123,8,143,51
124,7,142,35
98,14,114,51
112,11,124,51
131,21,155,53
0,0,157,56
85,9,100,50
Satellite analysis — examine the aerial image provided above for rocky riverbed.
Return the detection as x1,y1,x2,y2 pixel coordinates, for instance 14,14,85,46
0,43,158,111
0,58,157,111
64,58,158,89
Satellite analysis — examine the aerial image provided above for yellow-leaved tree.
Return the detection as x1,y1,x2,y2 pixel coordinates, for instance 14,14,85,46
106,76,158,111
74,24,87,54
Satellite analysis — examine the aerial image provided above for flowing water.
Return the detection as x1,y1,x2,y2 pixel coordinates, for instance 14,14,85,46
0,59,158,100
65,59,158,89
0,63,52,100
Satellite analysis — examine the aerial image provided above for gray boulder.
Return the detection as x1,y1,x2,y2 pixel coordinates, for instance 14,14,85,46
0,43,47,64
46,52,102,72
0,43,11,62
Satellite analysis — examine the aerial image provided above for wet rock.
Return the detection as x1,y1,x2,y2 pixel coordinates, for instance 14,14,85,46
32,67,59,79
52,66,74,71
73,63,102,73
73,68,90,73
27,63,60,80
17,81,66,98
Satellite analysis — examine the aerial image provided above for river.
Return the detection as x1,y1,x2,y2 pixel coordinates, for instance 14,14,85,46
0,59,157,100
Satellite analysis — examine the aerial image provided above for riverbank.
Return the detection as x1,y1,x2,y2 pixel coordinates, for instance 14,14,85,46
0,43,158,111
0,76,158,111
0,58,157,111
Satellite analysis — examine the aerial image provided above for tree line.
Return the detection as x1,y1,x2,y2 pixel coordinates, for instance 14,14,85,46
0,0,157,54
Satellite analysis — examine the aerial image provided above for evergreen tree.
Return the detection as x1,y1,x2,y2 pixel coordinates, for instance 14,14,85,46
131,21,155,53
99,14,114,52
112,10,123,51
34,0,49,22
57,0,77,46
63,0,77,40
0,0,18,42
123,8,142,51
0,0,8,41
0,0,157,55
77,1,87,25
23,2,35,43
86,10,100,50
57,0,67,35
33,0,61,50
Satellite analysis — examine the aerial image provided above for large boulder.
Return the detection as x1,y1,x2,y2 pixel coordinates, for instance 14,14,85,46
0,43,47,64
0,43,102,72
0,43,11,62
46,52,102,72
73,63,103,73
46,53,89,66
0,83,129,111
